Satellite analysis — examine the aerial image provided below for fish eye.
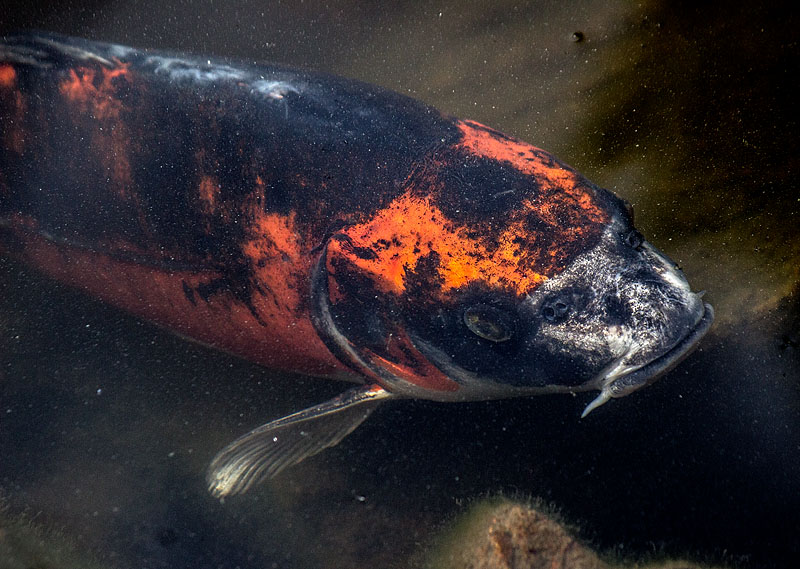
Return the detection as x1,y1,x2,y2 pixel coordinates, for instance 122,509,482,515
542,298,570,323
624,229,644,250
463,304,514,342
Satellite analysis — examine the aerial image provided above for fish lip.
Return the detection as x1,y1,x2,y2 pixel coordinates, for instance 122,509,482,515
606,301,715,397
582,301,714,417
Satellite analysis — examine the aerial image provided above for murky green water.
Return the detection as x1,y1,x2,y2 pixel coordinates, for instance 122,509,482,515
2,1,798,568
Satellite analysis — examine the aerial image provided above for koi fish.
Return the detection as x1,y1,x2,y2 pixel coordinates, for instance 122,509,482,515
0,33,713,497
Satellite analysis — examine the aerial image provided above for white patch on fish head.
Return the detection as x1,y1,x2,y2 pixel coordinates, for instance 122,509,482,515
523,217,712,413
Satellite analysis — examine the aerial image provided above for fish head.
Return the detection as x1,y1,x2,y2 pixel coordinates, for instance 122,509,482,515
518,216,714,415
311,119,713,413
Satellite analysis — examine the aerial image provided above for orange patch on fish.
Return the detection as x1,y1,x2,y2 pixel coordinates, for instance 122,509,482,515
0,64,17,87
0,66,26,154
7,216,346,378
457,119,582,189
328,122,610,299
331,190,549,298
238,209,344,374
59,64,136,202
198,175,220,212
59,64,130,120
241,209,307,317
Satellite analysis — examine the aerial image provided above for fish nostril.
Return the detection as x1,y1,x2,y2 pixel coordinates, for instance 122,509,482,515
624,229,644,250
542,298,570,323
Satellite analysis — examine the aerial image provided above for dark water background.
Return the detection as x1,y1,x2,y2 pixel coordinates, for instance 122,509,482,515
1,1,798,568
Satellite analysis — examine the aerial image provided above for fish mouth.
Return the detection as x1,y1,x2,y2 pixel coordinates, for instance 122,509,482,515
582,301,715,417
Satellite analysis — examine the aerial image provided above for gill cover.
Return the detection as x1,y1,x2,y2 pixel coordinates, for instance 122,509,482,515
310,234,462,396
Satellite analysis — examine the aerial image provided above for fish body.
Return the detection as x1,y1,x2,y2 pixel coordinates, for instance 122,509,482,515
0,34,713,496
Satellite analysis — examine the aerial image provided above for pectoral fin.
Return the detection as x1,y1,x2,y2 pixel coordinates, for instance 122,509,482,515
207,384,392,497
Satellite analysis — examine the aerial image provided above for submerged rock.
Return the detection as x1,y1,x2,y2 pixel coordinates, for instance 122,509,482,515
427,498,728,569
428,498,605,569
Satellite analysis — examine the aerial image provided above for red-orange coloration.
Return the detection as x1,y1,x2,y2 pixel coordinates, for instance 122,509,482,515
0,64,16,87
319,121,611,302
7,218,349,379
371,332,459,392
329,190,548,298
241,208,307,319
457,120,572,181
0,65,25,155
456,119,610,222
329,162,608,300
198,175,220,213
59,64,136,200
59,64,129,120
